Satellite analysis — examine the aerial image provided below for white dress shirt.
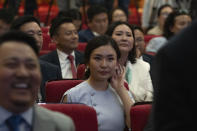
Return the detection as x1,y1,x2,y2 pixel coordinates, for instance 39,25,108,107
57,49,76,79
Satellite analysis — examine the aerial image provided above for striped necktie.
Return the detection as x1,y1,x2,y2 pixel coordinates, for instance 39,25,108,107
68,55,77,79
6,115,23,131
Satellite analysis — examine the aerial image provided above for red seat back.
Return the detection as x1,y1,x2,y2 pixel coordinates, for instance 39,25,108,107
48,43,56,50
40,104,98,131
41,27,49,34
144,35,160,44
45,79,83,103
42,33,51,50
39,50,51,56
130,104,152,131
77,43,87,52
77,64,86,79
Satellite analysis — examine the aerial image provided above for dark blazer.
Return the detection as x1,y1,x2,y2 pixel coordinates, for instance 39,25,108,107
78,29,95,42
39,60,62,102
150,20,197,131
40,50,84,76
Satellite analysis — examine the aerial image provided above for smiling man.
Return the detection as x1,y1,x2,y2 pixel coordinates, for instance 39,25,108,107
40,17,84,79
0,31,75,131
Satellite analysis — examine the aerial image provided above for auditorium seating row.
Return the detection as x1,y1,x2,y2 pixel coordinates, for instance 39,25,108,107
40,27,160,56
41,79,151,131
40,103,151,131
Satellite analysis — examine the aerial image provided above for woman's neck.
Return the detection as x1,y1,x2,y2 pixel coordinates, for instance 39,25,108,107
119,52,128,66
87,77,108,91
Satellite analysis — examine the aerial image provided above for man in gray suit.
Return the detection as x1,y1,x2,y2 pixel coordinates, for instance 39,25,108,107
0,31,75,131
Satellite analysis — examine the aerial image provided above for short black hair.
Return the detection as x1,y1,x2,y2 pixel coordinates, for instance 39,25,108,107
0,30,39,56
157,4,173,17
133,25,144,34
58,9,82,20
0,8,15,24
87,4,108,21
10,15,40,30
49,16,73,37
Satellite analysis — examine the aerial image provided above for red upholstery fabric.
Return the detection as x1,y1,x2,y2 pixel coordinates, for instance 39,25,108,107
41,27,49,34
48,43,56,50
77,43,87,52
42,33,51,50
144,35,160,44
39,50,50,56
77,64,86,79
45,79,83,103
40,104,98,131
130,104,152,131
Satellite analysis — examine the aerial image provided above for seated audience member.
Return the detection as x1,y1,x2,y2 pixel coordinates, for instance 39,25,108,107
151,19,197,131
62,35,134,131
78,5,109,42
10,15,62,102
40,17,84,79
0,31,75,131
133,25,153,64
109,7,128,24
147,4,173,35
0,8,15,35
58,9,82,31
106,21,153,103
146,10,192,54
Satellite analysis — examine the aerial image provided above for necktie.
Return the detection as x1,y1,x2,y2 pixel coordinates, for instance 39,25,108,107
68,55,77,79
6,115,23,131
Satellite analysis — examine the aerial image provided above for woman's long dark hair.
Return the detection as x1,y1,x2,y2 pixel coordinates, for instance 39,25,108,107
106,21,136,64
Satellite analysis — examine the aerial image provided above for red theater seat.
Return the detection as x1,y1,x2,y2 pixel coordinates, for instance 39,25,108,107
42,33,51,50
48,43,56,50
40,103,98,131
45,79,83,103
130,104,152,131
77,43,87,52
77,64,86,79
39,50,50,56
144,35,160,44
41,26,49,34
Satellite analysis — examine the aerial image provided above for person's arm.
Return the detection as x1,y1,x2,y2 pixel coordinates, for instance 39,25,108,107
62,95,68,103
110,64,134,128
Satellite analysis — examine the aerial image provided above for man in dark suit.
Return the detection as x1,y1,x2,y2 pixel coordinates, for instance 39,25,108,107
150,19,197,131
78,4,109,42
0,31,75,131
40,17,84,79
10,15,62,102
